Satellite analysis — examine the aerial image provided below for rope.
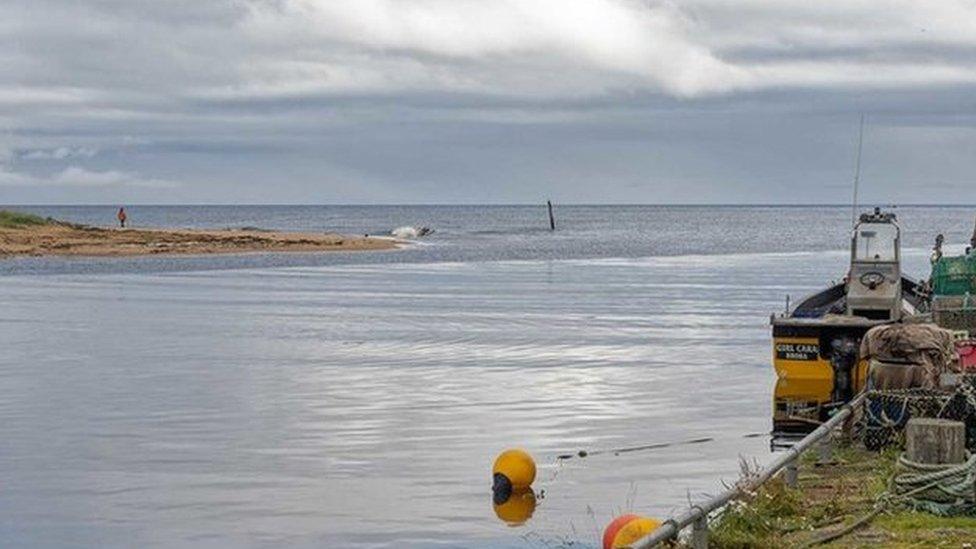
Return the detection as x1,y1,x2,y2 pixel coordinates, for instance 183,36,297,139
553,432,767,461
892,451,976,515
864,391,911,427
799,382,976,546
802,452,976,547
801,504,886,548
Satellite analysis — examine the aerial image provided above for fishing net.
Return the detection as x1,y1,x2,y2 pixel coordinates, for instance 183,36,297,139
850,379,976,517
857,378,976,452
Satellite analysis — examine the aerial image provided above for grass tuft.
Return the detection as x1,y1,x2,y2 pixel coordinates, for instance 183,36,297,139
0,210,50,228
710,479,804,548
705,445,976,548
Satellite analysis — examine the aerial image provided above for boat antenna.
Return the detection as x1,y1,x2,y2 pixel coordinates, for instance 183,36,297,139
850,114,865,228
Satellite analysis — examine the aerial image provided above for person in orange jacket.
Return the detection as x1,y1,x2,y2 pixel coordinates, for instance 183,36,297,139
117,207,127,228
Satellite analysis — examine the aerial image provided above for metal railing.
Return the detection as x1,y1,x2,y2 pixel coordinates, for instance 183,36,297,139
631,392,867,549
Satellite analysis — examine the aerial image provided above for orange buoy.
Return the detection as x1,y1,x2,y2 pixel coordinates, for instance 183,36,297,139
492,449,536,499
603,514,661,549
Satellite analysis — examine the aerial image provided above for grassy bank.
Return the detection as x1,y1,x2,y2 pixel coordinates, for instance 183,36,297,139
705,445,976,547
0,210,50,228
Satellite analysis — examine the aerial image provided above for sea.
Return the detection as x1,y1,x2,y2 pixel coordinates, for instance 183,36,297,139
1,205,973,548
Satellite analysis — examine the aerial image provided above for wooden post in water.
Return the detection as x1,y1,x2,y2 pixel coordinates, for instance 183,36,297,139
905,418,965,464
547,200,555,231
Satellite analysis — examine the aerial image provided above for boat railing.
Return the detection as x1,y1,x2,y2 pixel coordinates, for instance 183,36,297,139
631,392,868,549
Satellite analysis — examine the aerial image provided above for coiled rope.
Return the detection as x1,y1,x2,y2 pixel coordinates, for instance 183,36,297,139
892,451,976,515
804,451,976,547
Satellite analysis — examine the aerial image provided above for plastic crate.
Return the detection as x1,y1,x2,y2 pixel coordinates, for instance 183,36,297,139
958,340,976,372
933,295,976,332
933,255,976,295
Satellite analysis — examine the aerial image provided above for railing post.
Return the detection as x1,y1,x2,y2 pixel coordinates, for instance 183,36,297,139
817,433,833,465
691,515,708,549
841,405,857,443
784,458,798,488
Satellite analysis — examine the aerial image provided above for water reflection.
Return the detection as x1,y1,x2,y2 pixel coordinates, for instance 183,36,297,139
493,490,537,527
0,248,943,547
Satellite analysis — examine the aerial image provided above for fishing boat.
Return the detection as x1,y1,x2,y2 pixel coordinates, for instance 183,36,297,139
770,207,928,434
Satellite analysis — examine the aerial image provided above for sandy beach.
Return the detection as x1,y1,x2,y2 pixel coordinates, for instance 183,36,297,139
0,213,397,257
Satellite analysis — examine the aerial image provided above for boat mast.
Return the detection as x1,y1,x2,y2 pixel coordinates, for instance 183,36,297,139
851,114,865,228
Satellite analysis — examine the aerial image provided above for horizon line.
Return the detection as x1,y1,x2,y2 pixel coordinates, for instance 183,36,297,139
4,203,976,208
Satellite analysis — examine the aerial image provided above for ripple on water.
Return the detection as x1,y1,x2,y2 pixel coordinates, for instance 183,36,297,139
0,206,955,547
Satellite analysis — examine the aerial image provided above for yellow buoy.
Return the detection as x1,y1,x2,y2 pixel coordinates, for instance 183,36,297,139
492,489,537,526
602,514,661,549
492,449,536,496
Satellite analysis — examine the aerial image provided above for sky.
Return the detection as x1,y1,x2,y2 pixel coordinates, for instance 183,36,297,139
3,0,976,205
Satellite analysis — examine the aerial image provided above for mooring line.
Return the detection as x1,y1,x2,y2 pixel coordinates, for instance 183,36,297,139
555,432,768,461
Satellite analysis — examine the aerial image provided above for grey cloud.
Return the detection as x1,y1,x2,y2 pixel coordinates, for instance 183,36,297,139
3,1,976,204
0,165,178,189
21,147,99,160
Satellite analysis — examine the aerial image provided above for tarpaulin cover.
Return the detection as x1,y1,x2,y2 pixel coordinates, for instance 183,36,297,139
861,323,958,389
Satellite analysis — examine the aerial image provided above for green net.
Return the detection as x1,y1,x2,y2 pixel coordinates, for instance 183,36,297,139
933,254,976,295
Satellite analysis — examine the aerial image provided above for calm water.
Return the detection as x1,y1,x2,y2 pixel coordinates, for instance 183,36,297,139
0,205,972,548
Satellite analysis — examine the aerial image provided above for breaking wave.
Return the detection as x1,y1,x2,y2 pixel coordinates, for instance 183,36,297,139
391,226,434,239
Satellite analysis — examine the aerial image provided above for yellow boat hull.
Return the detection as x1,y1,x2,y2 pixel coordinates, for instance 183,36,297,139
771,327,870,433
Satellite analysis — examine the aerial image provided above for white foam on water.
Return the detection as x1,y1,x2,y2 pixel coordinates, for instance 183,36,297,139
391,225,434,239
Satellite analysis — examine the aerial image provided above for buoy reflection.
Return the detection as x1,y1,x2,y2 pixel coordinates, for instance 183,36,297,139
492,489,537,526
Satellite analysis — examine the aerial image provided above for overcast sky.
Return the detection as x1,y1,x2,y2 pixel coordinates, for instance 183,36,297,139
3,0,976,204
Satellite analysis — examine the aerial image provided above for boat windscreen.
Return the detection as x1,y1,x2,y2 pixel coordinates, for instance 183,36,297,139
854,223,897,262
